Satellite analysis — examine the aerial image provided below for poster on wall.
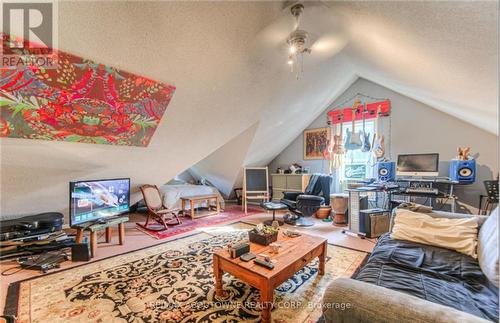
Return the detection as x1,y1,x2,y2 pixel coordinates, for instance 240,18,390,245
344,163,366,179
303,127,330,160
0,34,176,146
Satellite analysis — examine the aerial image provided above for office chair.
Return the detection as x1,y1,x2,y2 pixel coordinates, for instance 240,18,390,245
281,174,332,227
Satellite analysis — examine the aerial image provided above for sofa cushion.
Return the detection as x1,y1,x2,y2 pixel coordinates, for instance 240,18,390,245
478,207,499,287
355,234,499,321
391,209,479,258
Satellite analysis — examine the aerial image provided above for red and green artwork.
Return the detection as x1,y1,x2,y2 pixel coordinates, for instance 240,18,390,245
0,34,175,146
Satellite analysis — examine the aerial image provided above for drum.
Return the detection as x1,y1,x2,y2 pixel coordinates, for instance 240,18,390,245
330,193,348,226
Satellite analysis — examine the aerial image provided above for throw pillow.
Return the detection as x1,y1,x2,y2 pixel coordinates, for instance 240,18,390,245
477,207,499,287
391,209,479,258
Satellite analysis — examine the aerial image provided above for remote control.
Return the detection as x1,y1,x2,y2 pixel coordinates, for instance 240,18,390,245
254,258,274,269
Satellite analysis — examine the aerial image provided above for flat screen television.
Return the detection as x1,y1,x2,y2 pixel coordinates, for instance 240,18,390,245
396,153,439,177
69,178,130,227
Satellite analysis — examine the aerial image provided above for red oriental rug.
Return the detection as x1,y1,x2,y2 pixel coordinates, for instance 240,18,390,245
136,205,261,239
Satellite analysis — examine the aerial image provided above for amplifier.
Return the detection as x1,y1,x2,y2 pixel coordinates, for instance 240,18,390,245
359,208,390,238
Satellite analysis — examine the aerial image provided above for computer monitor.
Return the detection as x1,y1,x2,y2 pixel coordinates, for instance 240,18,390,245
396,153,439,177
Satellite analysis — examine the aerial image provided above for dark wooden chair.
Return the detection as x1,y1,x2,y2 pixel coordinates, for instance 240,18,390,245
137,184,182,231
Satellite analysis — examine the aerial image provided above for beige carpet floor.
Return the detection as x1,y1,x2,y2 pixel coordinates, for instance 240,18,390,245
7,223,367,323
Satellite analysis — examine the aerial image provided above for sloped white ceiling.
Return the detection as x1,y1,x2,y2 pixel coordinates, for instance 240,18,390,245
189,123,259,197
0,1,497,217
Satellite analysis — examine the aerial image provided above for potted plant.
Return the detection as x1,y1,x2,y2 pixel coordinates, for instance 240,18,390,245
249,224,279,246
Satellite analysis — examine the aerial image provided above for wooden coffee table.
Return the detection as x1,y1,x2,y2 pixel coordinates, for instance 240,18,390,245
213,232,327,323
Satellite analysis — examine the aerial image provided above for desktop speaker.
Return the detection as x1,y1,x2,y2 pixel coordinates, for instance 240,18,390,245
449,159,476,184
376,161,395,182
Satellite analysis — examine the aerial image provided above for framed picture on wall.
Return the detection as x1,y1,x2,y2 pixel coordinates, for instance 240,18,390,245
303,127,330,160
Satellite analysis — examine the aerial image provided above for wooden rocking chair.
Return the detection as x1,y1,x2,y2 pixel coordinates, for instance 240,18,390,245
137,184,182,231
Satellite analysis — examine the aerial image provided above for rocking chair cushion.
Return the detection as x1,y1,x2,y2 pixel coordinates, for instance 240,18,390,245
139,184,182,232
142,186,163,209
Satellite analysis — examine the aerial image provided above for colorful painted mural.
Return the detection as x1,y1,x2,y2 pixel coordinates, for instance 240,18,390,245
0,34,175,146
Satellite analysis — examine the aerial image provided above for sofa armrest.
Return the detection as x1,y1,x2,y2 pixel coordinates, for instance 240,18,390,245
322,278,490,323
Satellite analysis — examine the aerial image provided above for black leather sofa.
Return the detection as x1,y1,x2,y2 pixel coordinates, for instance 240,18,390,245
322,208,499,322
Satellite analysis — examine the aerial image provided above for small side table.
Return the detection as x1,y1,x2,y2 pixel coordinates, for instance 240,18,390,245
74,216,128,258
261,202,288,226
181,194,220,220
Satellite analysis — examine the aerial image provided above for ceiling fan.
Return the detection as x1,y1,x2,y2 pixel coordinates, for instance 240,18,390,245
258,1,348,79
286,3,311,78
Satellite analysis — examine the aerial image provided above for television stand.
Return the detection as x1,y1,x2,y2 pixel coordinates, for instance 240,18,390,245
74,216,128,258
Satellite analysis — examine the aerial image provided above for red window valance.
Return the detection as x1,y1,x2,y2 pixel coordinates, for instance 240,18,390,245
327,99,391,124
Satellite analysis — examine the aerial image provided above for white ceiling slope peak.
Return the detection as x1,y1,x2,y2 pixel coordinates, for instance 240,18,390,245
189,123,260,197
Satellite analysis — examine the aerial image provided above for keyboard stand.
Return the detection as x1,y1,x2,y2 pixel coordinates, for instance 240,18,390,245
394,178,458,212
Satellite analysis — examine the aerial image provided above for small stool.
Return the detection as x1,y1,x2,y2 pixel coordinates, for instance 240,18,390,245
74,216,128,258
261,202,288,226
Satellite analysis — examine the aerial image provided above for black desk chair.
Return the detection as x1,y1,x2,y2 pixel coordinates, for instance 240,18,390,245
480,180,499,215
282,194,324,226
281,174,332,227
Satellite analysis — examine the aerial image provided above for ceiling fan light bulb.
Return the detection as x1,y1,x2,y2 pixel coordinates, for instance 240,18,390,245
290,45,296,54
287,58,294,65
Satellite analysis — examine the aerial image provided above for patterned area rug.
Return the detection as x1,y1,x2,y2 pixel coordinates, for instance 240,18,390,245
136,205,261,239
8,223,367,323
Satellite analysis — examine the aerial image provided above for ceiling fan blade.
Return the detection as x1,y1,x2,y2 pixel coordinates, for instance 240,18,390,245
311,34,348,57
257,14,295,48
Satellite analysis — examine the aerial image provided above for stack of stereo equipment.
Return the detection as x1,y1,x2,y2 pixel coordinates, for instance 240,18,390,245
0,212,73,260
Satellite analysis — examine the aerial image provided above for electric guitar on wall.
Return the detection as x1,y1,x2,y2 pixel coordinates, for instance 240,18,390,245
331,115,344,155
323,127,336,174
360,106,371,152
329,114,345,173
344,99,363,151
371,105,385,159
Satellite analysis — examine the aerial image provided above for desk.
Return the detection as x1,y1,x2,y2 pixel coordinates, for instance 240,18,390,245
394,178,458,212
348,178,459,212
346,178,459,237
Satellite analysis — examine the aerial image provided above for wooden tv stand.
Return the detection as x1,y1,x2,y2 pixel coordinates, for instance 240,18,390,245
74,216,128,258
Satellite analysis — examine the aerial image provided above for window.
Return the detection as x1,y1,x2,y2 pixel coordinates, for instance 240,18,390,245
338,119,376,182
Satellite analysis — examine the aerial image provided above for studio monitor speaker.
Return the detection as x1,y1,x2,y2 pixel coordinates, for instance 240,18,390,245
449,159,476,184
376,161,395,182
